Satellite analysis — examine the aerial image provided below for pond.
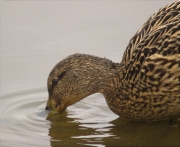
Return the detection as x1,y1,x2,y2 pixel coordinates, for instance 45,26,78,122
1,0,179,147
0,87,179,147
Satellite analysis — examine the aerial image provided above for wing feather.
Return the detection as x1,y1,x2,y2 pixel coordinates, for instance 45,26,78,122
121,0,180,64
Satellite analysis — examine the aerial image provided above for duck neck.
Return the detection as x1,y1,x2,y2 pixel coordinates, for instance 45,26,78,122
74,54,120,96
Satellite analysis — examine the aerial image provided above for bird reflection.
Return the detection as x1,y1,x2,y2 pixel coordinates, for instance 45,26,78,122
47,111,179,147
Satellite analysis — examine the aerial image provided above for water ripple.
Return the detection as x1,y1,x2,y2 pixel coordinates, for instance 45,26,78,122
1,86,179,147
67,93,118,124
0,87,118,147
0,86,50,147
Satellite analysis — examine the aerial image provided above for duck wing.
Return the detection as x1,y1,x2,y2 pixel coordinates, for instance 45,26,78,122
120,0,180,96
121,0,180,64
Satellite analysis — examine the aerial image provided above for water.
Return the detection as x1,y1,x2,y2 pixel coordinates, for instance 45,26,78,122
0,86,118,147
0,86,179,147
1,0,179,147
0,87,50,147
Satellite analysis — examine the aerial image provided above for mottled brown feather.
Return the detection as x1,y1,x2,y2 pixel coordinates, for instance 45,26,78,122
46,1,180,121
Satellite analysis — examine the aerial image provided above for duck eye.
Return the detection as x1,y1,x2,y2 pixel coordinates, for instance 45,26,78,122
52,79,58,85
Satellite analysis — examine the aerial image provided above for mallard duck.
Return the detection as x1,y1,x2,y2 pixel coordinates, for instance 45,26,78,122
46,0,180,121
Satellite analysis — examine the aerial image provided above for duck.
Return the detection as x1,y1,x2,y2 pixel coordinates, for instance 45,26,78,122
45,0,180,121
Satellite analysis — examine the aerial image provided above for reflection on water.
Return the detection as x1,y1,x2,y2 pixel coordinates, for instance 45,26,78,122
0,87,179,147
47,93,118,147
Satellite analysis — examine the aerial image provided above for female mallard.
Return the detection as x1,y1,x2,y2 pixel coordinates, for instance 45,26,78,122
46,0,180,121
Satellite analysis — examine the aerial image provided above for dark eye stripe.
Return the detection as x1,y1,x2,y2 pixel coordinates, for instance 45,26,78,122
49,71,67,95
52,79,58,85
52,71,66,85
58,71,66,80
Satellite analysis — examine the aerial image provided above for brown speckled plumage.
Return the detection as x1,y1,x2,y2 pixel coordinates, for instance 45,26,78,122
46,0,180,121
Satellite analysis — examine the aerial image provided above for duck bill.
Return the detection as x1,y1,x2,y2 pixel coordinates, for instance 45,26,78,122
45,99,56,111
45,99,51,110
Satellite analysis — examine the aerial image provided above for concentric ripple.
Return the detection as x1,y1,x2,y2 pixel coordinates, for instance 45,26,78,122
0,87,119,147
1,86,179,147
0,86,50,147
